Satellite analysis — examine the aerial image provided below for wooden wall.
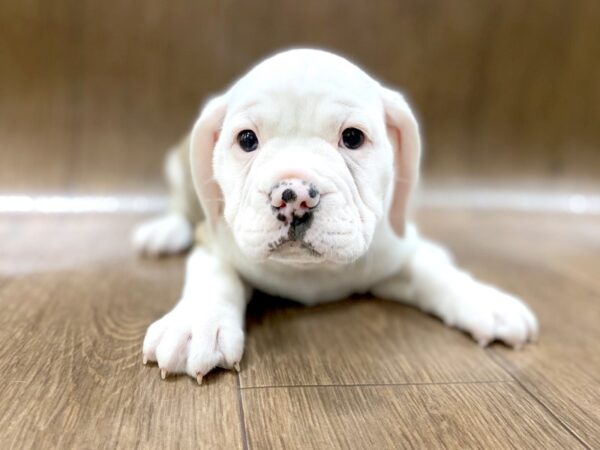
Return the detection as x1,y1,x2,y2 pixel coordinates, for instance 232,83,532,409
1,0,599,193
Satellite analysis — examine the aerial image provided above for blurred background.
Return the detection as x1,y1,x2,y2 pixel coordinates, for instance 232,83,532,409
1,0,599,198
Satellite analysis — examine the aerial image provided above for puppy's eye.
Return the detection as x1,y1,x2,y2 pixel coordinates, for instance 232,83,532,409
340,127,365,150
237,130,259,152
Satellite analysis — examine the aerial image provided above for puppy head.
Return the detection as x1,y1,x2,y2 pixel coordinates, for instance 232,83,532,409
191,49,420,266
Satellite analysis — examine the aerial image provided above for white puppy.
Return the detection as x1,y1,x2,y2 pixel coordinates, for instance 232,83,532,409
135,49,538,384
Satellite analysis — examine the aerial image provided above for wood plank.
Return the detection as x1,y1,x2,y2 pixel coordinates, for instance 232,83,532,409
418,209,600,448
241,295,509,388
241,382,580,449
1,209,598,448
417,209,600,292
0,217,242,449
479,255,600,448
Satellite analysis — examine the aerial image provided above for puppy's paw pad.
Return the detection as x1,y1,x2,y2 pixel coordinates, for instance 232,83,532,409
133,214,193,256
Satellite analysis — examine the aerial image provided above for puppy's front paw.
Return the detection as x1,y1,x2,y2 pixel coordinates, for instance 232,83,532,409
445,283,539,349
142,308,244,383
132,213,193,257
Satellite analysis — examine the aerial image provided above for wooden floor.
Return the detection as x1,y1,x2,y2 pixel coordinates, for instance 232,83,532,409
0,207,598,449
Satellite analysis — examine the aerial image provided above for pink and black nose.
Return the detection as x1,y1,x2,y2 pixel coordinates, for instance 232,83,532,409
269,179,320,225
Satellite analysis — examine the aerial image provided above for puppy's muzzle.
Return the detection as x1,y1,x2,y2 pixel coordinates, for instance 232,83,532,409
269,179,320,232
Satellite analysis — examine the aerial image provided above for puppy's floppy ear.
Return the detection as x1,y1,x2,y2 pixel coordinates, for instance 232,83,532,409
190,94,228,230
380,86,421,237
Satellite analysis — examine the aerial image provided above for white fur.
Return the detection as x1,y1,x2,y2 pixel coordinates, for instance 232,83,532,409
132,213,193,256
133,145,197,256
140,49,538,382
143,247,248,381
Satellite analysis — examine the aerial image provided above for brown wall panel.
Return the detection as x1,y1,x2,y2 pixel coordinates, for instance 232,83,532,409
1,0,598,192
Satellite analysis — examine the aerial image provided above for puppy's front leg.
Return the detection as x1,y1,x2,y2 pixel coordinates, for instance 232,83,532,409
142,247,249,383
372,239,538,348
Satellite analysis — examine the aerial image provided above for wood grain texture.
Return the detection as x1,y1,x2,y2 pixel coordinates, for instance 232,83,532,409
241,296,509,388
1,211,598,448
1,0,599,194
0,217,242,449
241,383,580,449
418,209,600,448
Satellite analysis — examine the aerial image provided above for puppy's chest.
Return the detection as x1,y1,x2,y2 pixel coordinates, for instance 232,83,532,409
212,222,417,304
227,240,411,305
236,261,375,304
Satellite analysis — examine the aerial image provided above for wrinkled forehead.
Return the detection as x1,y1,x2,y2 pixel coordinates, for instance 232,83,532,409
224,54,384,134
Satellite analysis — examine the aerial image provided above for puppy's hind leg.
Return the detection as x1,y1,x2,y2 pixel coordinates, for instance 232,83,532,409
133,212,193,257
133,136,202,257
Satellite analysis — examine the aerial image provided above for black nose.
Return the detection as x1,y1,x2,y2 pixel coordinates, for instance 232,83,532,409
269,180,320,212
281,188,297,203
269,179,321,228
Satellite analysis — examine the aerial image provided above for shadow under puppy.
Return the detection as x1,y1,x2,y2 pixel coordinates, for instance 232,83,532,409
134,49,538,384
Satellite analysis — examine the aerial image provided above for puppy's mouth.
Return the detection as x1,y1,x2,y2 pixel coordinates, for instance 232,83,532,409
267,238,322,264
276,211,315,240
265,207,323,263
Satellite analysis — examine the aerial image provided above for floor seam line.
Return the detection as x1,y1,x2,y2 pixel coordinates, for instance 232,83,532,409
239,379,513,390
236,373,250,450
486,349,592,450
